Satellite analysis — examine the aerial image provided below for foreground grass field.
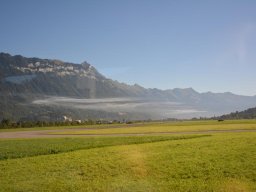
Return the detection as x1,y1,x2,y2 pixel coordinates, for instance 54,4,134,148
0,121,256,191
0,135,206,160
0,131,256,191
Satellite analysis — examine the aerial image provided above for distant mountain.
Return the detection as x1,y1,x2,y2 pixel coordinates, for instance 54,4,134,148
0,52,137,97
215,107,256,119
1,52,256,121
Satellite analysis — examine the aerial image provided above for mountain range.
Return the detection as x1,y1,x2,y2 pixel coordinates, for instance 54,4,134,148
1,52,256,121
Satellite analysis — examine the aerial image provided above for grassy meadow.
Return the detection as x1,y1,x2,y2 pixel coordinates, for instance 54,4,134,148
50,120,256,135
0,120,256,191
0,135,206,160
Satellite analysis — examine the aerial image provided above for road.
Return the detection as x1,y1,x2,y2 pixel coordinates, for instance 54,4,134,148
0,128,255,139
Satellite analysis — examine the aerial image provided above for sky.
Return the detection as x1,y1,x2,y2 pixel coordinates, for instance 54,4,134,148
0,0,256,96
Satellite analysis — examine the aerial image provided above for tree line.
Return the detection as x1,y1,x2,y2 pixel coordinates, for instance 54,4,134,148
0,119,107,129
0,118,146,129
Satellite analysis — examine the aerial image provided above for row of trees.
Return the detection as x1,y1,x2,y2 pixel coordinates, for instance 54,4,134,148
0,119,101,129
0,119,139,129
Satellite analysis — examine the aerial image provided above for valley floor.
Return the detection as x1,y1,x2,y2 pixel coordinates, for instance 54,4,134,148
1,120,256,138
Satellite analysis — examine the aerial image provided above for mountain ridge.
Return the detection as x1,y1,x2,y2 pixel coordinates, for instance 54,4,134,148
1,52,256,121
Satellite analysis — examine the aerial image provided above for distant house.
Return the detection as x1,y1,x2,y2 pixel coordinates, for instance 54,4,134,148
75,120,82,124
63,115,72,122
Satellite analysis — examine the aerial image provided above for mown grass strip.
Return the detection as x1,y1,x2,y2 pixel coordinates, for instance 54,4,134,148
50,121,256,135
0,135,209,160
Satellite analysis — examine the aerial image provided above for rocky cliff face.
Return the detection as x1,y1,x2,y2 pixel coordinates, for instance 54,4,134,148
0,53,151,98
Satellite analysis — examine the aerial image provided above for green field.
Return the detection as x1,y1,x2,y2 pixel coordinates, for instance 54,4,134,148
0,120,256,191
50,120,256,135
0,123,122,132
0,135,206,160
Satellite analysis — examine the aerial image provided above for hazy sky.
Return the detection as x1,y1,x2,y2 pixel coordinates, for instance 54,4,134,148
1,0,256,95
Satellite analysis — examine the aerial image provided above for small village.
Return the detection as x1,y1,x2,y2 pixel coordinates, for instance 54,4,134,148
13,60,96,78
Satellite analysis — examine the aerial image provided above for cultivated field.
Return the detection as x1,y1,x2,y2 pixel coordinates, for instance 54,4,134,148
50,120,256,136
0,120,255,191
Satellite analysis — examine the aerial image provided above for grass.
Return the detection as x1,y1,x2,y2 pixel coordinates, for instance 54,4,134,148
0,132,255,191
0,123,122,132
0,120,256,191
0,135,207,160
49,120,256,135
1,119,256,133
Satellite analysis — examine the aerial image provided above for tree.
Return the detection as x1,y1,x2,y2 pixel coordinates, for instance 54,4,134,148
1,118,11,128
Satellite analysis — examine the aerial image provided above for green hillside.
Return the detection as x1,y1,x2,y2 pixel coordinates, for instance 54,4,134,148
216,107,256,119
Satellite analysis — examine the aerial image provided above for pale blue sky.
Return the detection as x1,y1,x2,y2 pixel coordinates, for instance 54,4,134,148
1,0,256,95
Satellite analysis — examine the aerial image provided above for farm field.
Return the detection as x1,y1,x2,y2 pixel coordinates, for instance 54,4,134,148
0,120,256,191
0,123,128,133
1,120,256,138
1,119,256,134
50,120,256,136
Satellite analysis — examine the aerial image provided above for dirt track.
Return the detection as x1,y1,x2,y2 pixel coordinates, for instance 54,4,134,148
0,128,255,139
